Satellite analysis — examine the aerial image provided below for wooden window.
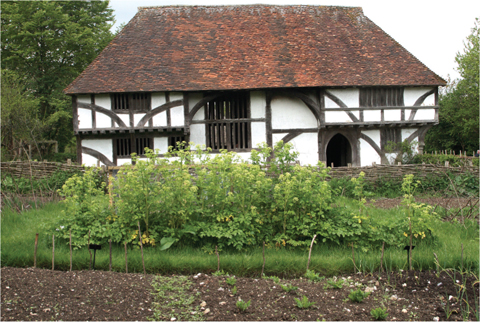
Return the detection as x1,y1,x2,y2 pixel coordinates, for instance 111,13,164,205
169,136,186,151
381,128,401,150
205,92,251,151
360,88,404,107
111,93,151,112
115,136,152,158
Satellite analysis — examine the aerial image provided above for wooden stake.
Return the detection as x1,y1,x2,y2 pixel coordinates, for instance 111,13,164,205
138,221,146,275
88,230,92,270
380,241,385,272
461,243,464,272
215,245,220,272
52,234,55,271
69,229,72,272
261,241,265,277
409,221,413,271
307,234,317,272
352,243,356,273
124,241,128,273
109,239,112,272
34,233,39,268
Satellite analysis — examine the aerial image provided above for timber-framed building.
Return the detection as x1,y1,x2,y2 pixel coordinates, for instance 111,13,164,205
64,5,446,167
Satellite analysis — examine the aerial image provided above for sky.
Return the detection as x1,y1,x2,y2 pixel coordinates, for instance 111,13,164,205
109,0,479,82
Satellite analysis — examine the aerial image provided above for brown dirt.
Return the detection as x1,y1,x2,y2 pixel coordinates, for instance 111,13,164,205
2,267,478,321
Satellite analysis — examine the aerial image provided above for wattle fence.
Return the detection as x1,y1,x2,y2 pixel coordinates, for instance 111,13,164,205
1,160,478,182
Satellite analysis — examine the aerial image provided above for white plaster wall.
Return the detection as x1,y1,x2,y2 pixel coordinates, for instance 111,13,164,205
271,96,317,129
77,95,90,104
404,87,435,106
235,152,252,163
95,94,110,109
153,137,169,154
117,114,129,128
153,111,167,127
401,128,417,142
82,154,100,167
193,107,205,121
405,109,412,120
414,109,435,120
250,91,266,118
78,108,92,129
360,138,381,166
190,124,206,146
325,89,359,107
361,130,381,149
171,106,185,126
251,122,266,147
170,92,183,102
272,133,286,145
152,92,166,108
363,110,381,122
134,113,146,126
384,109,402,121
189,92,204,113
289,133,318,166
117,159,132,166
325,111,353,123
96,113,112,128
83,139,113,162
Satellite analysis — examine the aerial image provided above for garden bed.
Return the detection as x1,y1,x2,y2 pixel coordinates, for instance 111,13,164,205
1,267,478,321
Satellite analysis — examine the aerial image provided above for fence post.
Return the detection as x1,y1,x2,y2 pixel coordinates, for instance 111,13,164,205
137,221,146,275
34,233,39,268
445,161,449,167
307,234,317,272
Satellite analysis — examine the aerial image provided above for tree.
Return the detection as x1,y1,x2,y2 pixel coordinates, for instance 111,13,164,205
1,1,115,152
1,70,43,160
425,18,479,154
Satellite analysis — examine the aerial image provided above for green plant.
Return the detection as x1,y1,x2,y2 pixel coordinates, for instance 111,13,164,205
304,270,325,282
263,275,280,283
294,295,316,309
212,270,228,276
324,277,344,289
348,289,369,303
280,284,298,292
232,286,237,295
370,307,388,320
226,276,237,286
236,299,251,312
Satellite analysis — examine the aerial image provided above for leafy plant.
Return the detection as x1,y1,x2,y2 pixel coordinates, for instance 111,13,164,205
226,276,237,286
348,289,369,303
304,270,325,282
294,295,316,309
324,277,344,289
370,307,388,320
280,284,298,292
212,270,228,277
232,286,237,295
236,299,251,312
263,275,280,283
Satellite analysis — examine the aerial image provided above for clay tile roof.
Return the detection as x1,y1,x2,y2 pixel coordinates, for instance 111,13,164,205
64,5,446,94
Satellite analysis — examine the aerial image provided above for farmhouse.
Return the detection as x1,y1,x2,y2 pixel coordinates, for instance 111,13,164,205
64,5,446,167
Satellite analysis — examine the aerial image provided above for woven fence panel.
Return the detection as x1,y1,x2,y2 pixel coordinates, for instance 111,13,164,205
1,161,84,180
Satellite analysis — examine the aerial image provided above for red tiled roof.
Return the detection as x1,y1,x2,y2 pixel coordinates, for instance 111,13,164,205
64,5,446,94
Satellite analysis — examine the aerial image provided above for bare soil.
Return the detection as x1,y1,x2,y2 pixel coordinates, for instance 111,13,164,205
1,267,478,321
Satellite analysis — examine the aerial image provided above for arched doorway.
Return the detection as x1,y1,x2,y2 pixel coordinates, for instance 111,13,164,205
326,134,352,167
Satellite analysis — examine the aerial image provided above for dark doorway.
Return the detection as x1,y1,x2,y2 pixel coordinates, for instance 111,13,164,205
326,134,352,167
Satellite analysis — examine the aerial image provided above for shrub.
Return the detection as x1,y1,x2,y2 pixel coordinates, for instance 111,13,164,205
348,289,369,303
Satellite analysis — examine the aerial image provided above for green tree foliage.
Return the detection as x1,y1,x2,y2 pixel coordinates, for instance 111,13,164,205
1,1,115,152
1,70,42,159
426,18,479,153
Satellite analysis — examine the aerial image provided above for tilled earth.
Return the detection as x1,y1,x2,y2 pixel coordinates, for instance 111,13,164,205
1,267,478,321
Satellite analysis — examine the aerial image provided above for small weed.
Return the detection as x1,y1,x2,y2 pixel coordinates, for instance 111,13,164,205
236,299,251,312
226,276,237,286
323,277,344,289
280,284,298,293
348,289,369,303
304,270,325,282
263,275,280,283
232,286,237,295
294,295,316,309
212,270,228,276
370,307,388,321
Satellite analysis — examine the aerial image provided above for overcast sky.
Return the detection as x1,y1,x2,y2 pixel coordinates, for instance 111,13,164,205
109,0,479,82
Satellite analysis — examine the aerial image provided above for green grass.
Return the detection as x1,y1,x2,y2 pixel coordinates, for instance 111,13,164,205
2,200,478,276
